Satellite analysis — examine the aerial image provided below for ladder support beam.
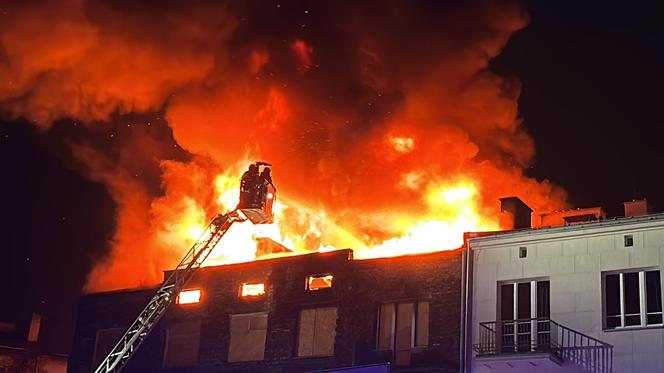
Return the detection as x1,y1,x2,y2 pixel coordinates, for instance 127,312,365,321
93,209,251,373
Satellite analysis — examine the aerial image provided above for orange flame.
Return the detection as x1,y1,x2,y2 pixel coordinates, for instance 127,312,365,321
291,39,314,69
306,275,334,290
0,1,568,292
389,136,415,154
162,160,498,267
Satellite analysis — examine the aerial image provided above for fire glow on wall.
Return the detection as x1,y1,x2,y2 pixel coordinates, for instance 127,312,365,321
241,283,266,297
176,289,201,305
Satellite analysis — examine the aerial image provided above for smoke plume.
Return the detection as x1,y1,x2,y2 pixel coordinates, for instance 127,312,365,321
0,0,567,291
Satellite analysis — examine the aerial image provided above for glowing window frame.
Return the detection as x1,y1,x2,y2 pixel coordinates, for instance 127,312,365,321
305,274,334,291
176,289,201,305
240,282,266,298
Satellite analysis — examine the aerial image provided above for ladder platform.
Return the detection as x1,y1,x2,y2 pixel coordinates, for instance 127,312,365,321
236,208,273,224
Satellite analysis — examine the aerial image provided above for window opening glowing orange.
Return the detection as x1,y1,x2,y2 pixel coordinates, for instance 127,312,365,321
306,275,334,291
241,283,266,297
176,289,201,305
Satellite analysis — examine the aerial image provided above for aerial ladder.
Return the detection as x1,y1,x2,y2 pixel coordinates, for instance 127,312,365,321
93,162,277,373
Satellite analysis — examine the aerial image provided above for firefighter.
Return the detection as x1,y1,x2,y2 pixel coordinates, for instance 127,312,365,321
239,164,259,208
260,167,275,191
211,213,228,227
256,167,275,208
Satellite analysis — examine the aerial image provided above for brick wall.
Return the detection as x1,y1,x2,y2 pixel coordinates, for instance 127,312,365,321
0,347,67,373
69,249,461,373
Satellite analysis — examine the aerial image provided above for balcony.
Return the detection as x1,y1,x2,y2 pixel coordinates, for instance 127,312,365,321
473,318,613,373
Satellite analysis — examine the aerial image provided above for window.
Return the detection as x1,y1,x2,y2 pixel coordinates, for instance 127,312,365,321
163,320,201,368
519,247,527,258
92,327,127,367
624,235,634,247
498,280,550,352
240,282,266,297
498,280,550,320
306,274,334,291
228,312,268,362
297,307,338,357
604,269,662,329
377,302,429,366
177,289,201,305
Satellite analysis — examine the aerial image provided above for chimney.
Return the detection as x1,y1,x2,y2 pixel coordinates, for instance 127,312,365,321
623,199,651,217
27,312,41,342
499,197,533,230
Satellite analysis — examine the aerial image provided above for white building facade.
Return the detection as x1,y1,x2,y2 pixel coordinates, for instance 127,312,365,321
461,213,664,373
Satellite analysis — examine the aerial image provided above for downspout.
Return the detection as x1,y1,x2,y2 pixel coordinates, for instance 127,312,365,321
459,233,474,373
459,244,467,373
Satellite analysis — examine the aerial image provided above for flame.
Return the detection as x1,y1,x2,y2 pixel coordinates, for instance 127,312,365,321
0,1,568,292
307,275,334,290
389,136,415,154
291,39,314,69
352,180,498,259
161,161,498,267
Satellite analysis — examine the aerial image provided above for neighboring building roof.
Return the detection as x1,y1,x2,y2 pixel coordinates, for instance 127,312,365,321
468,212,664,247
534,206,606,227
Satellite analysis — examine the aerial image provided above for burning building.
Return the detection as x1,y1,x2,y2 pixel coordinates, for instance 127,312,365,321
0,0,568,294
1,2,575,371
69,249,462,372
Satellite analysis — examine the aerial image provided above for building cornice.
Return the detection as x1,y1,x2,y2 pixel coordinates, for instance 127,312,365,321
468,213,664,249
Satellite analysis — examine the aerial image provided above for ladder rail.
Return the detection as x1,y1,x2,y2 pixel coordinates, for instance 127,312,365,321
93,212,243,373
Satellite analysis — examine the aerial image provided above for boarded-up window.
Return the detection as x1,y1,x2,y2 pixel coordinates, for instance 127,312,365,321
92,327,127,367
415,301,429,347
376,301,429,366
297,307,338,357
228,313,268,362
395,303,414,366
164,320,201,368
377,304,395,350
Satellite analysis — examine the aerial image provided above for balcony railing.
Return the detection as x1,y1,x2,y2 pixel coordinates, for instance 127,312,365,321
473,318,613,373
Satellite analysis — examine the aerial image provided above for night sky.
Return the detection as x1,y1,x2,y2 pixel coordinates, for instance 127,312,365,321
2,0,664,354
492,1,664,217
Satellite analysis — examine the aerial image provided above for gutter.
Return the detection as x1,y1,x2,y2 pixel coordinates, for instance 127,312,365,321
471,213,664,246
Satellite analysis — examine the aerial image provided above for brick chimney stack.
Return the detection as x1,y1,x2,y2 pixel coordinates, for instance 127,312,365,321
499,197,533,230
623,199,651,217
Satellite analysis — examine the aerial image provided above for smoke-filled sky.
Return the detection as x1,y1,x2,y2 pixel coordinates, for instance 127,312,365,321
3,0,568,292
2,0,664,354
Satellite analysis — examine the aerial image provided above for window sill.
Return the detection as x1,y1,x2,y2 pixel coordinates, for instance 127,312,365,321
292,354,335,359
227,359,266,363
373,347,428,353
603,324,664,332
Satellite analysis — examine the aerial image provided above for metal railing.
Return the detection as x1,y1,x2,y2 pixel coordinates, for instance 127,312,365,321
473,318,613,373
